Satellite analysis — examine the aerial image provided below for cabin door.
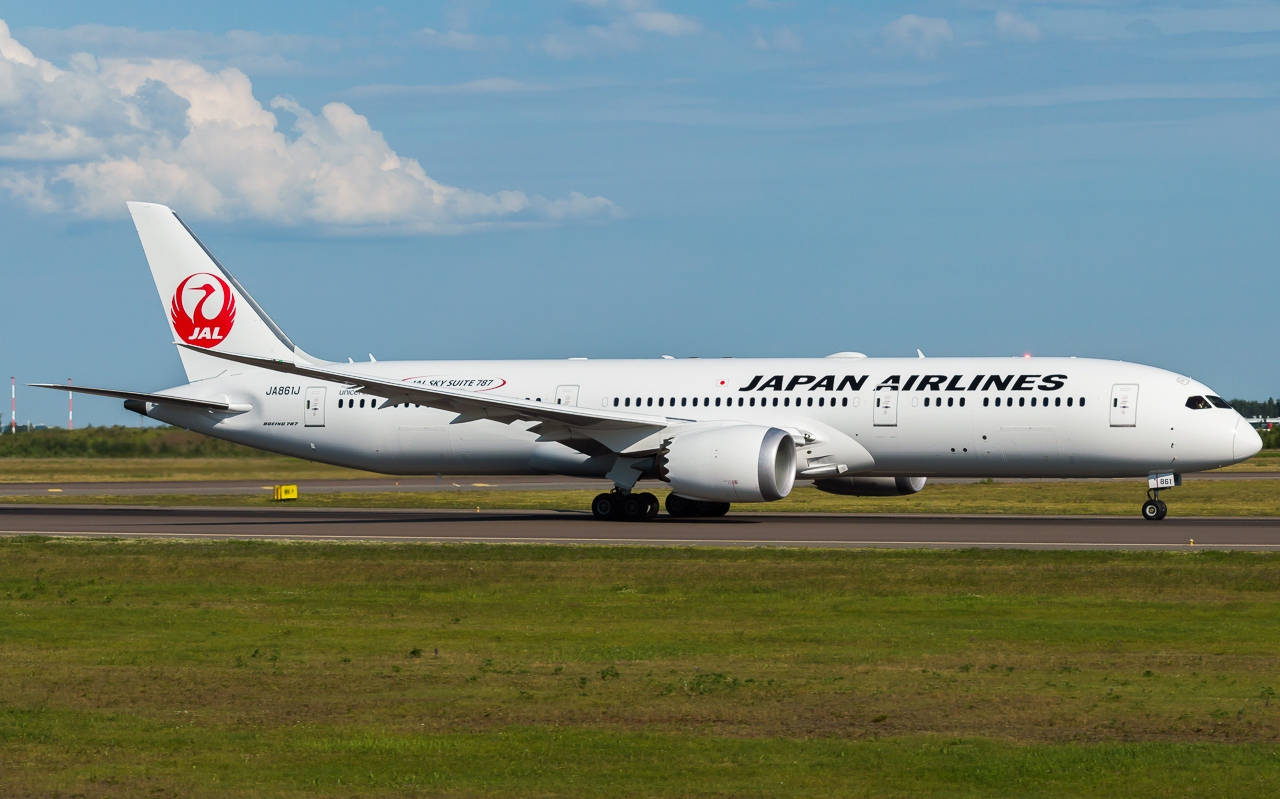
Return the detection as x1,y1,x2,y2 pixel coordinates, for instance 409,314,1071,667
1109,384,1138,427
554,385,580,406
873,387,898,427
304,386,326,427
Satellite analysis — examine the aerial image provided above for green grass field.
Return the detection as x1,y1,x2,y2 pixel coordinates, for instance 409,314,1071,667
3,540,1279,797
0,450,1277,484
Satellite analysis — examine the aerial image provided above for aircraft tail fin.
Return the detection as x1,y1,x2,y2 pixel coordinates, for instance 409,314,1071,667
126,201,310,381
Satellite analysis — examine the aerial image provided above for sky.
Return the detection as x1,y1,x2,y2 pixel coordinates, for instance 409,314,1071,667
1,1,1277,428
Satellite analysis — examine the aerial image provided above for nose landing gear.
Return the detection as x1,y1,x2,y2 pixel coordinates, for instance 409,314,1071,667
1141,492,1168,521
1141,473,1180,521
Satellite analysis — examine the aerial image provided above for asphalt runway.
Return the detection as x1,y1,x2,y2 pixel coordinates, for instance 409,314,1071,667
1,471,1274,497
2,505,1278,550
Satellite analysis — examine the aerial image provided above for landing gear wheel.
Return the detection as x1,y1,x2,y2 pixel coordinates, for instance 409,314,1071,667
700,501,730,517
1141,499,1162,521
665,493,696,518
637,492,660,521
1156,500,1168,520
620,494,644,521
592,493,619,520
665,494,730,518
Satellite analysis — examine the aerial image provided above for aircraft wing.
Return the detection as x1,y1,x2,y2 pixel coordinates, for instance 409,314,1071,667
30,383,241,412
178,344,680,434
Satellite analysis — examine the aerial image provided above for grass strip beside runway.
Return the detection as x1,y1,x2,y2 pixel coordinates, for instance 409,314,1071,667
4,478,1279,516
3,539,1279,797
0,450,1277,483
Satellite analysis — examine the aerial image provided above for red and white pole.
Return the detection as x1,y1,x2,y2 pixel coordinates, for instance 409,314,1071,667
68,378,73,431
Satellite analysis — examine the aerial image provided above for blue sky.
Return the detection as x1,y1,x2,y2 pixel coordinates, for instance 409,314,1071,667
1,2,1276,427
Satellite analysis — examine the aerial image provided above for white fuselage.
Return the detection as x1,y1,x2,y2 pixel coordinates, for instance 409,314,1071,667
147,355,1256,480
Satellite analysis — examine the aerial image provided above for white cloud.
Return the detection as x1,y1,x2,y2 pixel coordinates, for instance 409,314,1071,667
15,24,325,76
347,78,549,98
417,27,505,51
883,14,954,59
540,1,701,58
629,10,700,37
995,11,1041,43
751,27,803,52
0,19,617,233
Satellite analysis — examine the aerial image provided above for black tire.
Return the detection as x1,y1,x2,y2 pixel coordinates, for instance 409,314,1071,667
592,493,618,520
665,493,695,518
703,502,730,517
621,495,644,521
1156,500,1168,520
1141,499,1162,521
638,492,660,521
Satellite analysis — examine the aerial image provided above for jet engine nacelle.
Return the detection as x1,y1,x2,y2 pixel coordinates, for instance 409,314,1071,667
812,475,927,496
658,425,797,503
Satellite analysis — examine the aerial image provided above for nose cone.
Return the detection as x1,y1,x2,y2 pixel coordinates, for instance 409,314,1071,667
1234,419,1263,461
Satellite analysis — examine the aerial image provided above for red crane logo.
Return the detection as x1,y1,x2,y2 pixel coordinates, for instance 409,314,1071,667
170,272,236,348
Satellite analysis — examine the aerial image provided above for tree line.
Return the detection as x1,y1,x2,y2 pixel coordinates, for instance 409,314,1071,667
1229,398,1280,418
0,426,258,457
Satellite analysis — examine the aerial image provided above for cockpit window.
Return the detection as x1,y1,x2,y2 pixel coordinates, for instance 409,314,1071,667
1207,395,1232,409
1185,396,1212,410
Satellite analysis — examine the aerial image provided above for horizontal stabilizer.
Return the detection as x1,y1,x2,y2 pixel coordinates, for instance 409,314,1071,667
29,383,243,412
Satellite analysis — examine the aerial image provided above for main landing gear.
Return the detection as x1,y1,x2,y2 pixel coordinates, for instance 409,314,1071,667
591,490,660,521
589,490,732,521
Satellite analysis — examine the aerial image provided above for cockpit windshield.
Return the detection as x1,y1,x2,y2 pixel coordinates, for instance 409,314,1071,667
1207,395,1232,409
1185,396,1212,410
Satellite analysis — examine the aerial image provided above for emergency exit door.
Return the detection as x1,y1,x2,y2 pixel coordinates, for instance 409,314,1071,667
1109,383,1138,427
304,386,326,427
873,387,898,426
554,385,580,406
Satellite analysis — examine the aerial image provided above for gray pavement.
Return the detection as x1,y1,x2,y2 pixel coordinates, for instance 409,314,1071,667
2,505,1277,550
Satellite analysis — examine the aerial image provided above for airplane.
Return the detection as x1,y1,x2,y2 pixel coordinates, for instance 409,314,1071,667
35,202,1262,522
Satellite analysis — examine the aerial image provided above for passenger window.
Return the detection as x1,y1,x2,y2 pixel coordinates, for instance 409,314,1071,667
806,397,813,407
1018,397,1025,407
784,397,790,407
772,397,779,407
657,397,664,407
924,397,930,407
1208,396,1231,409
749,397,756,407
1055,397,1061,407
1080,397,1086,407
359,398,365,408
613,398,619,407
947,397,954,407
624,398,631,407
681,397,687,407
715,398,721,407
1067,397,1073,407
959,397,965,407
646,398,653,407
1030,397,1037,407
